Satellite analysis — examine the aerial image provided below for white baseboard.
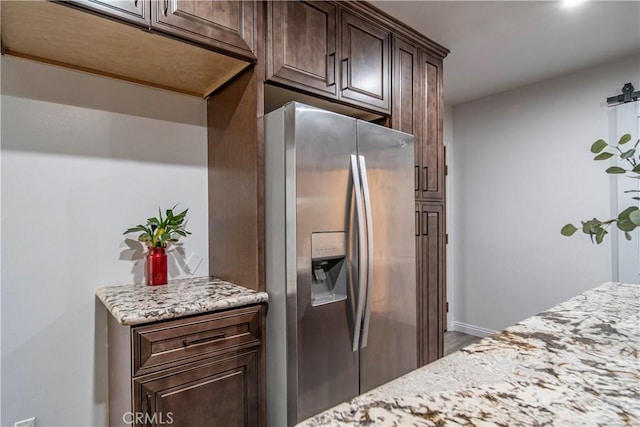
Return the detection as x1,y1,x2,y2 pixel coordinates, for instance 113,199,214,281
451,321,497,338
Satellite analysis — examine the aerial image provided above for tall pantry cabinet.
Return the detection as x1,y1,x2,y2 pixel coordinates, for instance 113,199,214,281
391,35,446,366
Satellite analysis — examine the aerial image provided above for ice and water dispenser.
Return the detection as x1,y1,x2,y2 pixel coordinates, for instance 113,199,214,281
310,232,348,306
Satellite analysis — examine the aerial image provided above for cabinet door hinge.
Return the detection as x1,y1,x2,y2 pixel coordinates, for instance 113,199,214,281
445,233,449,244
446,302,449,313
445,164,448,176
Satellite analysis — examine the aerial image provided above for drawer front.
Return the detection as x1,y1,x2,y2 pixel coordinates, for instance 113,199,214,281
132,305,262,376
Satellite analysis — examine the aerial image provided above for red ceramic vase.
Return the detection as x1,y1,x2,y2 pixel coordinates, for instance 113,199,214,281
146,246,167,286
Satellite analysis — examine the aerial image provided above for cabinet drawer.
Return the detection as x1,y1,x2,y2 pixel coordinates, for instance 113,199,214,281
132,305,262,376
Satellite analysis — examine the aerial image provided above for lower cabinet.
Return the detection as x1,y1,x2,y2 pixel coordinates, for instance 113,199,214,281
134,351,260,427
107,304,265,427
416,202,445,366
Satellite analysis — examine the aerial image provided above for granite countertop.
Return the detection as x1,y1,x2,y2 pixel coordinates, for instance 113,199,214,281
300,282,640,426
96,276,269,325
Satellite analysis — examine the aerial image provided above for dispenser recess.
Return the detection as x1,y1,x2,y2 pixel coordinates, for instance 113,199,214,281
310,232,347,306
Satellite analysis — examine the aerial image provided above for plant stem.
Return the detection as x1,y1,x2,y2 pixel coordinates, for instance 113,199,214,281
616,144,638,169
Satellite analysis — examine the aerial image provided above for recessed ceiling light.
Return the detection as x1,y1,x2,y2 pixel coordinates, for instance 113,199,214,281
563,0,586,7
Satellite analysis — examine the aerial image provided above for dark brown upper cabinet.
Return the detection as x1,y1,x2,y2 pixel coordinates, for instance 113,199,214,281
267,1,338,97
266,2,390,114
392,36,444,201
392,36,420,199
339,10,390,113
2,1,251,98
151,0,255,61
420,51,444,201
67,0,150,25
67,1,255,60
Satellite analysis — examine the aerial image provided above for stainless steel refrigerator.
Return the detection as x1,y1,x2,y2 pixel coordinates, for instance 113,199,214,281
265,102,416,426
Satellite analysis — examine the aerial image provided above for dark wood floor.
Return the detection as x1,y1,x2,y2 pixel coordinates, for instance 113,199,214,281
444,331,483,356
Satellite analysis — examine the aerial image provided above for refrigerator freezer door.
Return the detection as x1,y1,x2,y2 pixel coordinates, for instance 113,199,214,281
356,121,417,393
292,104,360,423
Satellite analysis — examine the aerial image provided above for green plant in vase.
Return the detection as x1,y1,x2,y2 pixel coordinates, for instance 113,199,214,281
124,206,191,285
561,134,640,244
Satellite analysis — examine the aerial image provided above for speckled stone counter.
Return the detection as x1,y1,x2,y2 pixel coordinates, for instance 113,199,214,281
300,282,640,426
96,276,269,325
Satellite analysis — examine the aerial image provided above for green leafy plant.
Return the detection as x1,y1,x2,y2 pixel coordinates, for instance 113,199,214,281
124,206,191,248
561,134,640,244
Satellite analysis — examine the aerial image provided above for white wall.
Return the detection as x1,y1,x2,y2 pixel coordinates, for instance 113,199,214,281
1,57,209,426
450,54,639,334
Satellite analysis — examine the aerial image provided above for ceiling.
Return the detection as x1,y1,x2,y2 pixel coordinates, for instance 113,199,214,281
370,1,640,106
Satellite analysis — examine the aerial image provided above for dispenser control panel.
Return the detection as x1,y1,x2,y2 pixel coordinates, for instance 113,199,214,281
311,232,346,259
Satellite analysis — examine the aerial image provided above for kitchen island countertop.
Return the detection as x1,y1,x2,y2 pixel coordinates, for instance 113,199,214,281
96,276,268,325
300,282,640,426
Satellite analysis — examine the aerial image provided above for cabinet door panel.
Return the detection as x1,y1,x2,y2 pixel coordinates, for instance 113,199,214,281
68,0,150,26
151,0,255,60
414,202,422,364
417,202,444,366
135,351,259,427
392,37,420,199
340,10,390,113
267,1,337,96
421,52,444,200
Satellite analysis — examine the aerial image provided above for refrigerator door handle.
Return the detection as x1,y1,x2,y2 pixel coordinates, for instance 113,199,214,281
350,154,366,352
358,155,374,349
